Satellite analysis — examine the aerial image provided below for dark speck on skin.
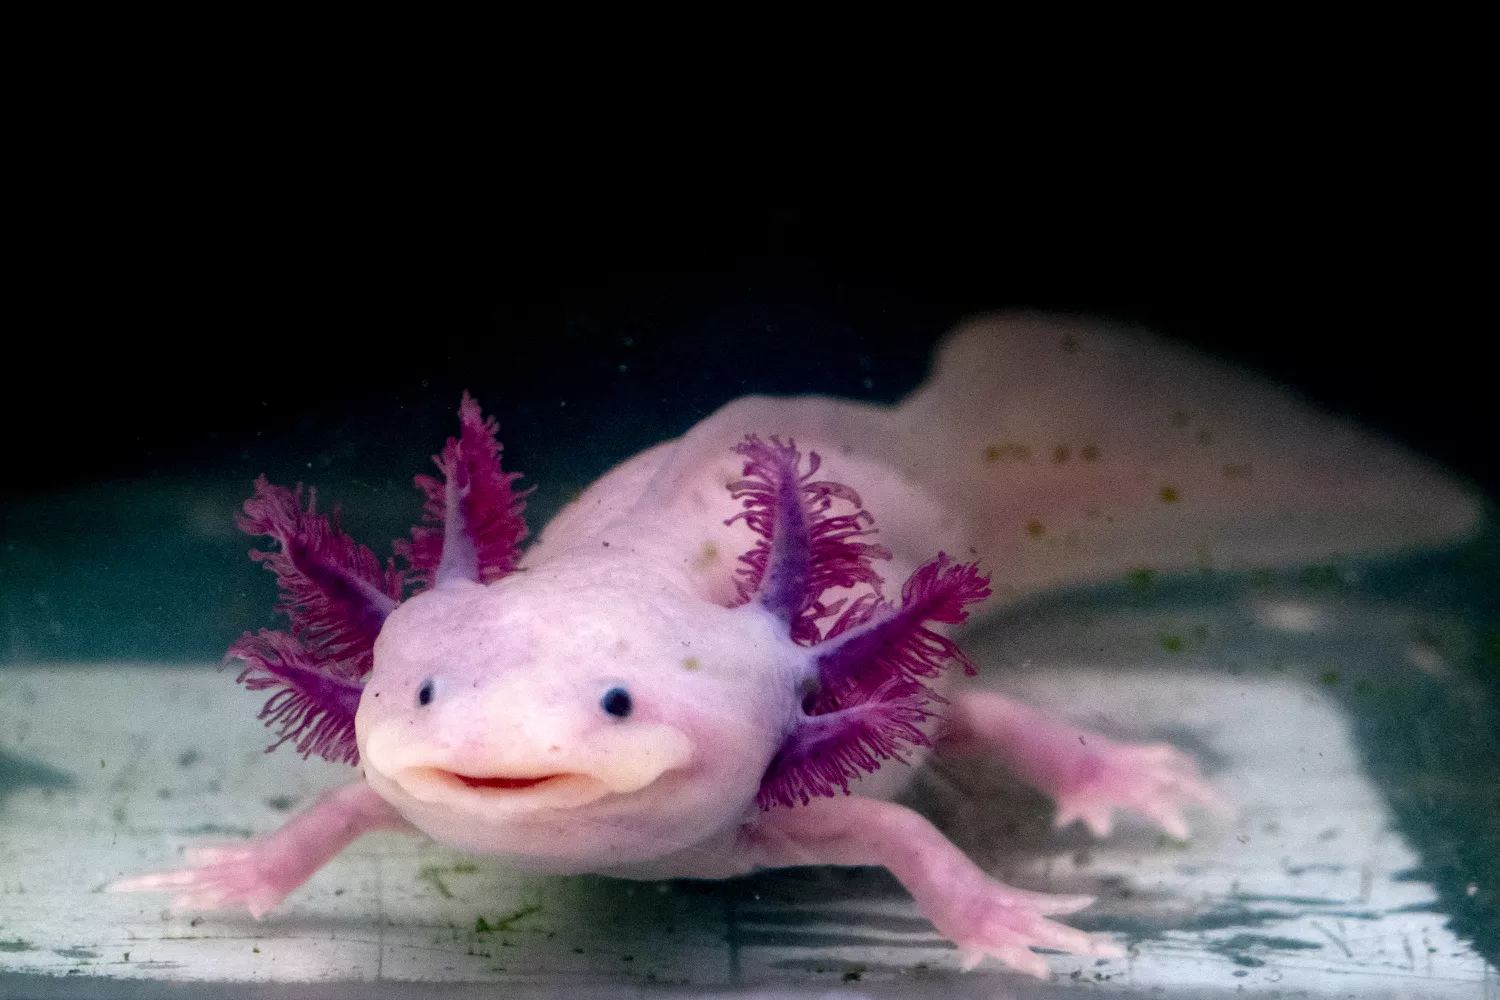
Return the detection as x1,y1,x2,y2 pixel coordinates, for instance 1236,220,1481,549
177,750,201,768
265,795,299,812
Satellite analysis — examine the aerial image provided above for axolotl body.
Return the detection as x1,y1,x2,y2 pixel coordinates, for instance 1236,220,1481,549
114,315,1480,978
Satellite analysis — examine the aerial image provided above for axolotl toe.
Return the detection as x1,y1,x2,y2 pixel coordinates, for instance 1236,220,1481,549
112,314,1481,979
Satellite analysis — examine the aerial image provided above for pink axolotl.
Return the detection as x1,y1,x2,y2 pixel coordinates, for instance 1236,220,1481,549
112,314,1479,978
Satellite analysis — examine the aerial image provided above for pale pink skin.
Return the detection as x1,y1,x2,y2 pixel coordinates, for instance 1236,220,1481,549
112,315,1479,978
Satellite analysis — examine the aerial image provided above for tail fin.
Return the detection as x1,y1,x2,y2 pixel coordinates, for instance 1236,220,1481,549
889,313,1481,602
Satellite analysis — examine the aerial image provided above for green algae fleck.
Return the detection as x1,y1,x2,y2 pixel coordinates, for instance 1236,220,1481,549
476,903,541,935
418,861,482,898
417,866,454,898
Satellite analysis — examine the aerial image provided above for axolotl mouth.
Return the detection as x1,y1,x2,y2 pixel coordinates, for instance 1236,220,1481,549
453,773,562,791
400,767,616,808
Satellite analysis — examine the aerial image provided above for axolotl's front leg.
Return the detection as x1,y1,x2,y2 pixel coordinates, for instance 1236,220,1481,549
744,796,1119,979
730,693,1222,978
111,782,411,917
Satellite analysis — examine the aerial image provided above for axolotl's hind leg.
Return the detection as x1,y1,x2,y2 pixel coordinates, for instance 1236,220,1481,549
109,782,412,917
941,691,1231,840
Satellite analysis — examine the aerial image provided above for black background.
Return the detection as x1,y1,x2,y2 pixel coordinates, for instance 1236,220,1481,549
3,191,1492,504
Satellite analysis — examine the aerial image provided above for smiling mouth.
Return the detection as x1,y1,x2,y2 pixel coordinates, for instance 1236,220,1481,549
401,767,609,807
452,773,562,791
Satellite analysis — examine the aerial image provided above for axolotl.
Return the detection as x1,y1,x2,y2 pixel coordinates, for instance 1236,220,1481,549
113,314,1480,977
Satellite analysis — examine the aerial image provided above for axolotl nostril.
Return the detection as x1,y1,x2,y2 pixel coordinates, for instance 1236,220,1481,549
111,314,1481,978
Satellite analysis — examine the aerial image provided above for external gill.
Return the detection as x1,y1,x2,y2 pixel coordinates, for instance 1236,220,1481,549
725,435,891,644
398,391,530,591
725,435,990,810
231,395,528,765
229,630,366,764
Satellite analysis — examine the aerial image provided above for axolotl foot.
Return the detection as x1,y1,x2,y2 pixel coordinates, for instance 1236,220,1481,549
751,796,1127,979
109,844,294,918
109,783,411,918
1049,738,1230,841
947,691,1232,841
942,882,1126,979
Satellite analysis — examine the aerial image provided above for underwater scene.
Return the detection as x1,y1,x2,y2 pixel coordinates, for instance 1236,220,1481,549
2,272,1497,999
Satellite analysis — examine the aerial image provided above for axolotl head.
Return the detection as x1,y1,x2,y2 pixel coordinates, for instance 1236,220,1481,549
356,561,805,871
231,400,983,873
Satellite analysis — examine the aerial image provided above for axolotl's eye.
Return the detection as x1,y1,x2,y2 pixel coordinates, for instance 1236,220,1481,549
600,686,632,719
417,678,435,707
